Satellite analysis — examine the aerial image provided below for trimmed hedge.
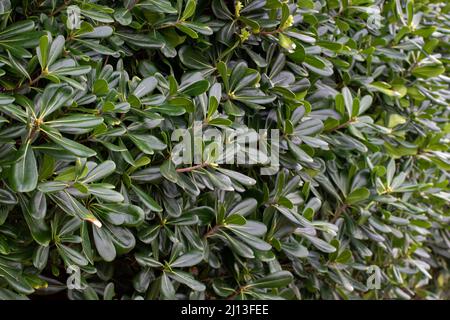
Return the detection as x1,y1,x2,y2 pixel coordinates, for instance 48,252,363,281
0,0,449,300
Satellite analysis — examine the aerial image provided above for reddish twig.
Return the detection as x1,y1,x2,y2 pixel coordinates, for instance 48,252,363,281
203,224,221,239
331,204,348,223
176,163,209,173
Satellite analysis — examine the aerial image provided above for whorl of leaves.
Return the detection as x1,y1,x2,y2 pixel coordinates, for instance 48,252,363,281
0,0,449,300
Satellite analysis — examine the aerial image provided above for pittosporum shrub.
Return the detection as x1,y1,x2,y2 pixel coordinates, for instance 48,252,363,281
0,0,448,300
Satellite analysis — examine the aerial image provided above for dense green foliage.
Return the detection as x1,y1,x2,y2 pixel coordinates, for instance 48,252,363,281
0,0,449,300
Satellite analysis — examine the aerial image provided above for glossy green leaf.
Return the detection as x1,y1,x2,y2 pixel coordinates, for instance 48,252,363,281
9,142,38,193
